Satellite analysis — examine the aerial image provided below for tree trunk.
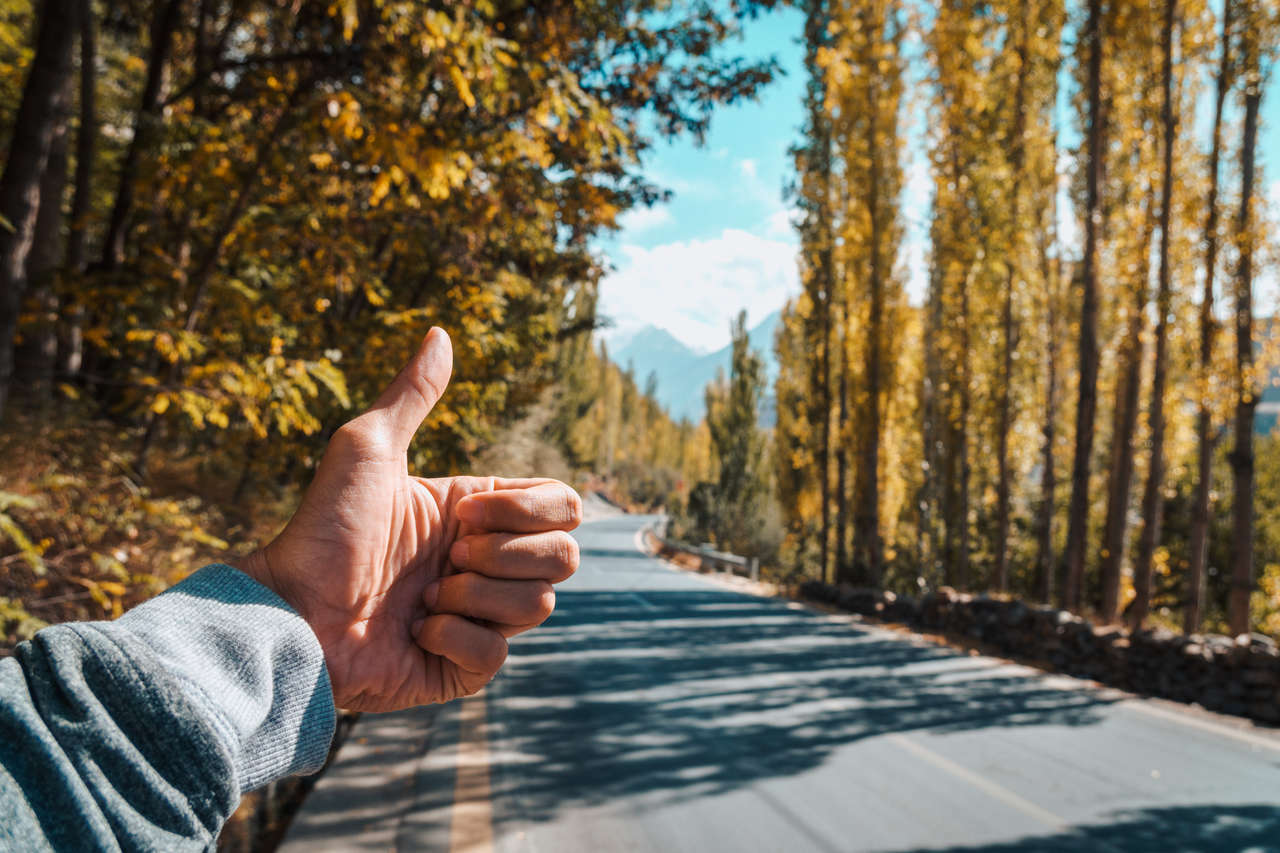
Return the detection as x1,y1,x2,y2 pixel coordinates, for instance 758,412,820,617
1098,194,1155,623
1035,43,1064,605
995,3,1029,593
101,0,184,269
1062,0,1105,611
1227,6,1261,637
23,103,70,403
1130,0,1179,631
61,0,96,379
0,0,81,422
819,151,835,586
1036,250,1059,603
805,0,833,585
925,259,944,590
836,309,850,582
957,268,971,591
1097,310,1144,621
66,0,95,275
1186,0,1232,635
857,61,884,586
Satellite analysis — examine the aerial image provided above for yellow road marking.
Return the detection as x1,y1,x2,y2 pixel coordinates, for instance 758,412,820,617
887,733,1068,830
449,692,494,853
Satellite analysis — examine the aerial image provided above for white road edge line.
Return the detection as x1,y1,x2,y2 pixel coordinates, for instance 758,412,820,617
886,733,1068,831
1117,697,1280,754
631,519,1280,762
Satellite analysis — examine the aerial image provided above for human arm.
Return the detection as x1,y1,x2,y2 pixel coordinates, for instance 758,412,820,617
0,327,580,849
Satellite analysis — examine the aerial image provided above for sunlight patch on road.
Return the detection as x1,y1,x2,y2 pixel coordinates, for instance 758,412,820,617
449,693,494,853
887,733,1068,830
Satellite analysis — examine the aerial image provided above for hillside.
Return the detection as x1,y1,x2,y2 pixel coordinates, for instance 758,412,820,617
612,311,781,423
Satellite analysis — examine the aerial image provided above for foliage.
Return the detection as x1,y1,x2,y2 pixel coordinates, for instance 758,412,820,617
777,0,908,585
0,406,256,651
0,0,776,643
548,322,710,510
676,311,780,561
777,0,1280,640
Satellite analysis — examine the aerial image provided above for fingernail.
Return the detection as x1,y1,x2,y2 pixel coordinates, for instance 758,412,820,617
410,618,424,637
422,580,441,609
451,539,470,567
458,500,485,526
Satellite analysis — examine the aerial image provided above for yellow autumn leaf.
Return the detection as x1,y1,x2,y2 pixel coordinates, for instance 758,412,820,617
363,282,387,307
340,0,358,41
370,172,392,207
449,65,477,109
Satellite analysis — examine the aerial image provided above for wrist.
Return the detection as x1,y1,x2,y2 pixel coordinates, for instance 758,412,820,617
235,546,283,604
234,545,331,670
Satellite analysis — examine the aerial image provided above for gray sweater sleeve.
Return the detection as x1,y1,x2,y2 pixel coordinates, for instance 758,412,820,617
0,564,336,852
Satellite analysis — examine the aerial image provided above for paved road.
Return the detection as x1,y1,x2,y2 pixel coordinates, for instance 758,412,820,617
282,515,1280,852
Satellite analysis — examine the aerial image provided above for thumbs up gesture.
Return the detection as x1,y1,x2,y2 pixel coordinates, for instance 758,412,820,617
236,328,581,711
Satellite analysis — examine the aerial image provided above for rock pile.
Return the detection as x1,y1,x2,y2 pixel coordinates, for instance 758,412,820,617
799,580,1280,725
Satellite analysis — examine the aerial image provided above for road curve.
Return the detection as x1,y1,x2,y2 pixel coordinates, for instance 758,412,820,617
282,514,1280,853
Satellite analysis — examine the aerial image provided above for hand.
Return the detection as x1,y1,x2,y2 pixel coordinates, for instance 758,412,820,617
237,328,581,712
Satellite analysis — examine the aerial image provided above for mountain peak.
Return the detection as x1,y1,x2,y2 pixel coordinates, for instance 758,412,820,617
611,310,781,422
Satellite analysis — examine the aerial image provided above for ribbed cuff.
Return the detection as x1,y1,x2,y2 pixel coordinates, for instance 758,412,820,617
115,564,336,791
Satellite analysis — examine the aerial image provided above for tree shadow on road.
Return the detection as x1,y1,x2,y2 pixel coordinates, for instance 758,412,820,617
895,803,1280,852
488,588,1120,823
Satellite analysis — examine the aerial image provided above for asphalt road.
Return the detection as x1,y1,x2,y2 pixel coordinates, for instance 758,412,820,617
282,514,1280,853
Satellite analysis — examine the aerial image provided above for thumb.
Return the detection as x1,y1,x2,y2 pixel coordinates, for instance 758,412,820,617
372,327,453,449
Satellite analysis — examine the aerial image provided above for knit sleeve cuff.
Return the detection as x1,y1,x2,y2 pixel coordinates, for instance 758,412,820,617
111,564,336,791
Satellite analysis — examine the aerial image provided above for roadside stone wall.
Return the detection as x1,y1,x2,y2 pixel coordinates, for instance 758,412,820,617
799,581,1280,726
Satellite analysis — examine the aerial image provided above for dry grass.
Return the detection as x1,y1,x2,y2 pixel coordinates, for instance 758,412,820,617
0,404,291,653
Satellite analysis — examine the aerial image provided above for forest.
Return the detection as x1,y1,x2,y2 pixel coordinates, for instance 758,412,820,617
0,0,763,645
774,0,1280,638
0,0,1278,649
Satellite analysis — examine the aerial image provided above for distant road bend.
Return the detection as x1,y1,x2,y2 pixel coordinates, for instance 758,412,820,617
283,515,1280,852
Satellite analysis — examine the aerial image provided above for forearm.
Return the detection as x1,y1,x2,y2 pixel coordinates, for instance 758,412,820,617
0,564,336,851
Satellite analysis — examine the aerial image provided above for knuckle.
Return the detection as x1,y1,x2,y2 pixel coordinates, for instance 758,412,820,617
563,489,583,527
485,635,509,673
436,574,473,614
532,581,556,622
551,532,579,579
455,572,481,603
421,617,448,652
407,370,445,410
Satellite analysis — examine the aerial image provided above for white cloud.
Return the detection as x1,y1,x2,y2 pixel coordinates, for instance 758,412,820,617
764,205,798,238
738,158,759,180
600,228,800,351
617,205,673,233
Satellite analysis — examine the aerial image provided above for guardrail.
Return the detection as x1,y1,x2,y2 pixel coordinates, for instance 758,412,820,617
646,521,759,582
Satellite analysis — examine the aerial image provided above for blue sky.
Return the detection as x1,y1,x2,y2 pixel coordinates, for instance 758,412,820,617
596,4,1280,353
